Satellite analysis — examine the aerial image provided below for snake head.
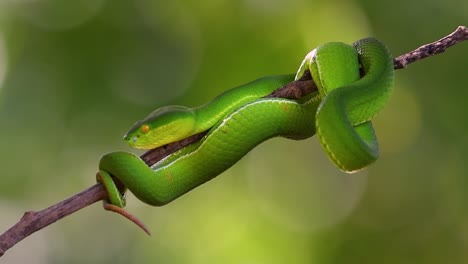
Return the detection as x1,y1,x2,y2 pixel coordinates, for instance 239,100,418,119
124,105,196,149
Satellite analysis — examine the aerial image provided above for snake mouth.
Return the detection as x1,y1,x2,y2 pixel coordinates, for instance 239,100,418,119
140,131,208,166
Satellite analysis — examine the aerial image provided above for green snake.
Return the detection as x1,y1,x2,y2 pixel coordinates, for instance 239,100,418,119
97,38,394,233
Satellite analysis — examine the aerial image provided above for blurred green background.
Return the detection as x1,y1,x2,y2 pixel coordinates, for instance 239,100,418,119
0,0,467,263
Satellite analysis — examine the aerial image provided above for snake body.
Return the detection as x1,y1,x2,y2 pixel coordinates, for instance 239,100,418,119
99,95,318,206
97,38,394,216
122,75,295,150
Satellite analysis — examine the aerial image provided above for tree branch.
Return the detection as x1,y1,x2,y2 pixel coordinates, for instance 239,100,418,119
1,25,467,257
393,25,468,69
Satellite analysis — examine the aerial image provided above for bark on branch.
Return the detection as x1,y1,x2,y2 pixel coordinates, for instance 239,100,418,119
1,25,467,257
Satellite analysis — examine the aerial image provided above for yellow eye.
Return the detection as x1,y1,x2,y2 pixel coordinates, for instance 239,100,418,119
141,124,150,134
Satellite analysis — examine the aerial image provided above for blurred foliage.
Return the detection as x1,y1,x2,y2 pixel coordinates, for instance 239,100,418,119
0,0,467,263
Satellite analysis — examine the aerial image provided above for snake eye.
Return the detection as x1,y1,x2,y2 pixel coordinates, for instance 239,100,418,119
141,124,150,134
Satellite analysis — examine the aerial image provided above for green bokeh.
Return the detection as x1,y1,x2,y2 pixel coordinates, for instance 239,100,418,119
0,0,467,263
